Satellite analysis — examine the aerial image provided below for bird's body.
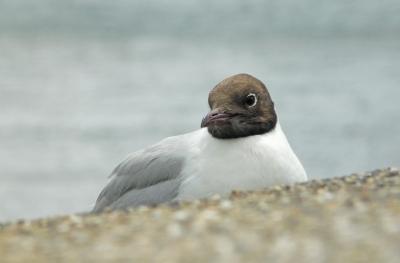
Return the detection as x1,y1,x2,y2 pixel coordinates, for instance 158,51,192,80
178,122,305,200
93,74,307,212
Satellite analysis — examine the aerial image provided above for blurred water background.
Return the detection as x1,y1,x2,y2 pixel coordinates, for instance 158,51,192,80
1,0,399,221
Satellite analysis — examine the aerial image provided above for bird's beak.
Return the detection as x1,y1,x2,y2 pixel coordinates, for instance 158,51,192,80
201,108,232,128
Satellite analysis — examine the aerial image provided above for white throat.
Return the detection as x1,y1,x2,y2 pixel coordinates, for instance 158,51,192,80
176,121,307,200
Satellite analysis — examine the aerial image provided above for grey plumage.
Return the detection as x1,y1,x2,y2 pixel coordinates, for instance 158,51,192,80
100,179,180,211
92,136,187,212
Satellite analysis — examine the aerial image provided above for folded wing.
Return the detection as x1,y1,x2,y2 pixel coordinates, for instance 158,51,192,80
92,136,187,212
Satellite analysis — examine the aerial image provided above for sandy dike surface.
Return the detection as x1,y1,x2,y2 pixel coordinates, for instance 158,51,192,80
1,167,399,263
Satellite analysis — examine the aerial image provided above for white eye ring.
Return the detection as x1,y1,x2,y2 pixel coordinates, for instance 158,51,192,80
245,93,257,107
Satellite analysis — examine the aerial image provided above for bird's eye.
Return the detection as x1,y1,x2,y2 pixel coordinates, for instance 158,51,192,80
245,93,257,107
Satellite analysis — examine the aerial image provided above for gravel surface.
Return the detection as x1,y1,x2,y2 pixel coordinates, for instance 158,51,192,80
1,167,400,263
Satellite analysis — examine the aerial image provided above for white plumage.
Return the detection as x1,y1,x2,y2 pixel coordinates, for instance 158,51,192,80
178,121,306,200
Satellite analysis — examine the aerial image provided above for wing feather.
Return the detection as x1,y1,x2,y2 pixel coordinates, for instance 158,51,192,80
92,136,187,212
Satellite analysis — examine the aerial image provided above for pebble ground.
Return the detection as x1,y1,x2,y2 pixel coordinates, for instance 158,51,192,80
1,167,399,263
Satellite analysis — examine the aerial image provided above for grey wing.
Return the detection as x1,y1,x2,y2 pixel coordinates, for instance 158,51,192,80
92,137,186,212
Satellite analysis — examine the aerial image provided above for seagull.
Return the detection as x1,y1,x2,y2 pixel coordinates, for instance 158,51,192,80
92,74,307,212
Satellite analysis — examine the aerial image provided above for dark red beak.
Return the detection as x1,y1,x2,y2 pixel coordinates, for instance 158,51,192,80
201,108,232,128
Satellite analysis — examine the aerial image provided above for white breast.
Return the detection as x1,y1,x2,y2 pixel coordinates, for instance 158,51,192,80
176,122,307,200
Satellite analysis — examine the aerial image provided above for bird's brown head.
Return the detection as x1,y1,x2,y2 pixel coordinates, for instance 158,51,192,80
201,74,277,139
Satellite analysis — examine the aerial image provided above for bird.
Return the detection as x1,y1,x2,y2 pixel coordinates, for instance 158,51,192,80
92,73,307,212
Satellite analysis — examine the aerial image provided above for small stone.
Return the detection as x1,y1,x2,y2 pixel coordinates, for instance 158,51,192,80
69,215,82,224
56,223,70,233
166,223,183,238
201,209,219,221
231,189,243,196
220,200,233,210
136,206,150,213
365,177,374,184
174,211,190,222
210,194,221,201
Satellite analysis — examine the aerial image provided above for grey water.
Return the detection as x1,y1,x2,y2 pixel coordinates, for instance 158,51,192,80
1,0,399,222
